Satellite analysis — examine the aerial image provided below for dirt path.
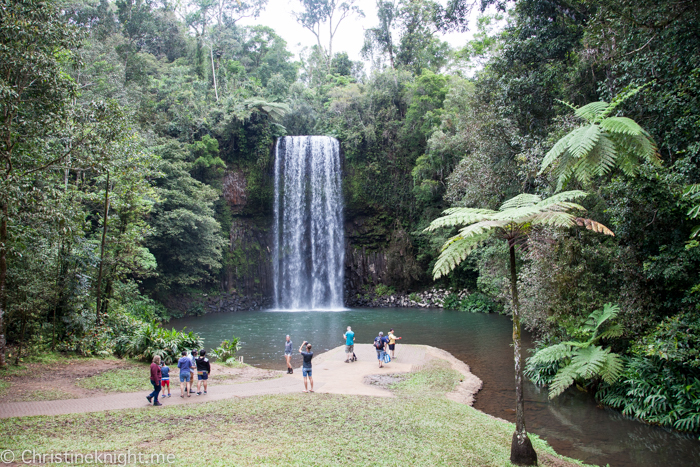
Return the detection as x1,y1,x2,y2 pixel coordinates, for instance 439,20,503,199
0,345,482,419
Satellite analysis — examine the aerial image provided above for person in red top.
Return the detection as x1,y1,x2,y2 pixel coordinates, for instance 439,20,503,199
147,355,163,406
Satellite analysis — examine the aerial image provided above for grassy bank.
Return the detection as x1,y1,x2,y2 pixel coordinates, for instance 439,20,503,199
0,361,592,467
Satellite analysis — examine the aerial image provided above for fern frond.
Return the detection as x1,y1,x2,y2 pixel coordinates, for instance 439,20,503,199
599,353,624,384
575,101,610,122
541,132,574,173
432,233,490,279
570,345,609,379
499,193,542,211
537,190,589,207
425,209,496,231
598,323,624,340
569,124,602,159
600,117,644,136
575,218,615,236
528,343,575,365
530,211,578,229
549,365,578,398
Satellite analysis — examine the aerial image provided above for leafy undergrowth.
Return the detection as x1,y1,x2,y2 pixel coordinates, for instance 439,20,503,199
0,361,593,467
76,362,152,393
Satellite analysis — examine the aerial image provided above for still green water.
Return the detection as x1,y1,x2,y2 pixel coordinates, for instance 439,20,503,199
171,308,700,467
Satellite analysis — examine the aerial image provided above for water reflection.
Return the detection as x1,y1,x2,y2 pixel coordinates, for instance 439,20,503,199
171,308,700,467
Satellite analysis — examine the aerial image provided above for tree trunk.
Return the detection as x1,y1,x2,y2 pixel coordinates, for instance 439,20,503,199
210,45,219,102
0,202,6,367
95,172,110,325
509,244,537,465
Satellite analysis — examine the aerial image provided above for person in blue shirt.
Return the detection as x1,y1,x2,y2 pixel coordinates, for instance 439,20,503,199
177,350,193,398
343,326,355,363
160,360,171,397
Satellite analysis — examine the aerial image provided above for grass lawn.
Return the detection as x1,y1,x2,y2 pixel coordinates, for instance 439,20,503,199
0,361,593,467
76,362,152,393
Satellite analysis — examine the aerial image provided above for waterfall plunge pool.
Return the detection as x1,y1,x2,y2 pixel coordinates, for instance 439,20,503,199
171,307,700,467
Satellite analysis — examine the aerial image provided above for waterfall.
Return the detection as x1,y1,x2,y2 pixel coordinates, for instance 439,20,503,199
272,136,345,310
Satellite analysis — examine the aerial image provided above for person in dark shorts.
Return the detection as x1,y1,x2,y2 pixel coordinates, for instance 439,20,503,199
196,349,211,395
160,360,171,397
177,350,192,398
147,355,163,406
343,326,355,363
374,332,389,368
285,335,293,373
387,328,402,359
299,341,314,393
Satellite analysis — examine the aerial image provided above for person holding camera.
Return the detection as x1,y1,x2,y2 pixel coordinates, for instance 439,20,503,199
299,341,314,393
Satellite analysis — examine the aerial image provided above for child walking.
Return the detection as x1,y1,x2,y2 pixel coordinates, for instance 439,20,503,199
160,360,171,397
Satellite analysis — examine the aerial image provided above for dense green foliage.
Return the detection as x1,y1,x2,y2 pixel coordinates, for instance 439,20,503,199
1,0,699,436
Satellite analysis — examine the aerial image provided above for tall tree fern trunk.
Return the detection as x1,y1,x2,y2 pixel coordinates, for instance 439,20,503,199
509,243,537,465
0,202,6,367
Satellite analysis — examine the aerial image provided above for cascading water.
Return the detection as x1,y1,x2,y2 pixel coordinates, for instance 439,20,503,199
272,136,345,310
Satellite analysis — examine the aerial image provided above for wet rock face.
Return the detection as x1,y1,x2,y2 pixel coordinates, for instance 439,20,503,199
223,170,247,213
223,217,273,297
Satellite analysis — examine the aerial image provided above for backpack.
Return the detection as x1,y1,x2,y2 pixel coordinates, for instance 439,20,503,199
374,337,384,349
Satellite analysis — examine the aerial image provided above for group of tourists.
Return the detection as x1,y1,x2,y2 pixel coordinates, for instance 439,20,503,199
147,349,212,406
373,328,401,368
285,326,403,393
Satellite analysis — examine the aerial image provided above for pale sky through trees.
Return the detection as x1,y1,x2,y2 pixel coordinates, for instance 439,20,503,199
238,0,489,65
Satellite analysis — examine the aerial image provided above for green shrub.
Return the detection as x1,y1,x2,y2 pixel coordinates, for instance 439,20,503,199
460,293,496,313
210,337,241,364
409,293,420,302
636,311,700,367
374,284,395,296
597,355,700,432
442,293,461,310
442,292,496,313
115,320,203,364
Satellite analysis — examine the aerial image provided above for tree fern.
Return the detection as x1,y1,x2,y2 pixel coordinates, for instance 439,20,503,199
525,303,624,398
426,191,612,279
540,87,660,190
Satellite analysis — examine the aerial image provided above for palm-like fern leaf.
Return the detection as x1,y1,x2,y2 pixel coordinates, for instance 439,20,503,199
540,93,660,189
574,101,610,122
427,191,613,279
499,193,542,210
432,232,491,279
600,116,645,136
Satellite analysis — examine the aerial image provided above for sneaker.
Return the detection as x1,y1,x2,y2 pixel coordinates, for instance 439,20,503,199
154,402,163,406
203,391,207,395
196,392,201,395
168,394,172,397
146,396,153,403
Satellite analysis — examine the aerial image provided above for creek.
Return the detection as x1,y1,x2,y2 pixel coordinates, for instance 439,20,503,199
172,307,700,467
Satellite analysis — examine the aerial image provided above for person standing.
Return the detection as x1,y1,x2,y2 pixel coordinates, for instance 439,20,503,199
387,328,402,359
177,350,193,398
160,360,171,397
299,341,314,393
374,332,388,368
196,349,211,395
147,355,163,406
343,326,355,363
285,335,293,373
188,350,197,393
